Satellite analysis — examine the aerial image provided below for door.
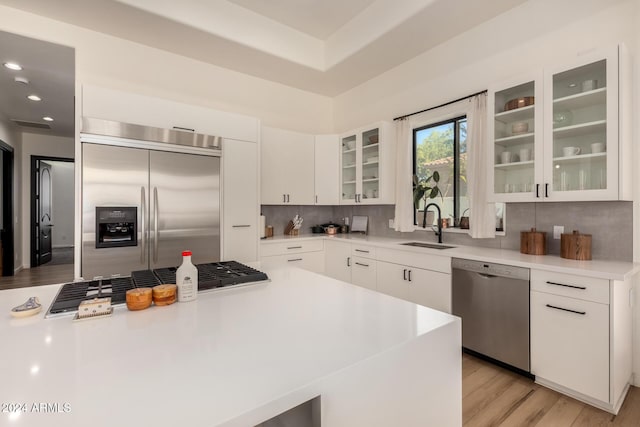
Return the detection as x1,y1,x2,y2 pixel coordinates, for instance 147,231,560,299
149,151,220,269
36,160,53,265
82,143,149,279
314,135,340,205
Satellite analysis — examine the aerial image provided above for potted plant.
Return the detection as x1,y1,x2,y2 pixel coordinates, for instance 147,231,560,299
413,172,443,227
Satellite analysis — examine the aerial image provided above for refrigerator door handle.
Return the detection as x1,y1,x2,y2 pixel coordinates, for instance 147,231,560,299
140,187,146,263
153,187,159,263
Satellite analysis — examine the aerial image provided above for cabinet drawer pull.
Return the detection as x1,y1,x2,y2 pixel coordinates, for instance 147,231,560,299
287,258,303,262
287,246,303,250
545,304,586,315
355,262,369,267
232,225,251,228
546,281,586,290
408,270,412,282
347,257,351,267
403,269,407,280
355,249,370,253
173,126,195,132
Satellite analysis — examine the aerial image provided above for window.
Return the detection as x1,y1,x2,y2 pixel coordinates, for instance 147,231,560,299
413,116,468,226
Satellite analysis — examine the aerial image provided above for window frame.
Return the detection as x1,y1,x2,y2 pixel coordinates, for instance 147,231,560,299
412,115,467,226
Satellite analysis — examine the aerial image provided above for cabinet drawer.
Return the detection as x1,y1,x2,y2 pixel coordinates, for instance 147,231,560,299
351,244,376,259
531,290,609,403
261,239,324,257
260,252,324,274
531,270,609,304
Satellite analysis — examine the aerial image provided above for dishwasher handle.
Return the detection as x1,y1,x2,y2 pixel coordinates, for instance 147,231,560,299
477,272,498,279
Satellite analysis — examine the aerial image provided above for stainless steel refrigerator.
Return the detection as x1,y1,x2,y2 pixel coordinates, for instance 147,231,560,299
81,121,221,279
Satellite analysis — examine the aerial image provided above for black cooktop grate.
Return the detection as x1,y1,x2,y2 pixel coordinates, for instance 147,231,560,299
46,261,268,316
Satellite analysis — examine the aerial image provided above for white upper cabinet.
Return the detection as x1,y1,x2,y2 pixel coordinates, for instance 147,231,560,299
487,45,631,202
261,126,315,205
340,121,395,205
314,135,340,205
81,85,259,142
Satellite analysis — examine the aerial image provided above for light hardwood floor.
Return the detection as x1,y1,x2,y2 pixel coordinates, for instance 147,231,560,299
463,353,640,426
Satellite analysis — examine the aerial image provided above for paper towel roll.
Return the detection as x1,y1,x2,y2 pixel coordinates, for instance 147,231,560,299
260,215,266,238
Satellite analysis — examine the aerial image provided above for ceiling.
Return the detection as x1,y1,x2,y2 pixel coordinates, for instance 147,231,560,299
0,0,527,137
0,30,74,137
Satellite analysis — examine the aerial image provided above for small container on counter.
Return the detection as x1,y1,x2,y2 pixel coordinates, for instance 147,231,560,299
520,228,547,255
152,284,177,306
177,250,198,302
561,230,592,260
126,288,153,311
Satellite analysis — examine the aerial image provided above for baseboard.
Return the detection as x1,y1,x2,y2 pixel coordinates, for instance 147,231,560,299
535,376,629,415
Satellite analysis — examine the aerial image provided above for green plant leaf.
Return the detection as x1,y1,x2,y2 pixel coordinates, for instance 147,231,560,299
432,171,440,183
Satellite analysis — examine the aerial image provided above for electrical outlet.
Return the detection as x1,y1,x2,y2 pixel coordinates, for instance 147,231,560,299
389,219,395,228
553,225,564,239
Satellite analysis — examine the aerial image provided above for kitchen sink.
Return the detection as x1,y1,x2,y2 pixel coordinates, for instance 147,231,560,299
400,242,455,250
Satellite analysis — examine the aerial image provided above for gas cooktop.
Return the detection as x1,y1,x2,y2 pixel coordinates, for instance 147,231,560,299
46,261,269,318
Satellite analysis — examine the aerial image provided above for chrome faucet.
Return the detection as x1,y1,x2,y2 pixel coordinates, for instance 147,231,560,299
423,203,443,244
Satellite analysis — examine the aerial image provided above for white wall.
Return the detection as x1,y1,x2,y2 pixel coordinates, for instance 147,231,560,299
49,161,74,248
20,133,74,268
0,5,333,134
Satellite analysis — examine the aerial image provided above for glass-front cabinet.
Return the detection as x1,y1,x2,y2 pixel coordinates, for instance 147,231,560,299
488,73,543,202
488,45,628,203
340,122,394,205
544,48,619,201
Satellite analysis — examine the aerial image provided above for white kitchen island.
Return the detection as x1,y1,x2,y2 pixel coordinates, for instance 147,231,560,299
0,266,461,427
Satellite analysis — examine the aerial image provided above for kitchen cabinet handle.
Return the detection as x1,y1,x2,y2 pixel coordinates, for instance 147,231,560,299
232,225,251,228
545,281,586,290
283,194,286,203
153,187,159,263
545,304,586,315
536,184,540,198
172,126,195,132
355,262,369,267
287,258,303,262
355,249,370,253
286,194,290,203
545,183,549,198
408,270,412,282
403,269,407,280
287,246,302,250
315,195,318,204
140,186,146,264
347,257,351,267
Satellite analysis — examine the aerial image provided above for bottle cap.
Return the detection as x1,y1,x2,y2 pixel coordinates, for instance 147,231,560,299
182,250,192,256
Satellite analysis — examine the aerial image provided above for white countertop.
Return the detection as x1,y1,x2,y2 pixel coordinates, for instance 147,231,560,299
0,266,459,427
262,234,640,281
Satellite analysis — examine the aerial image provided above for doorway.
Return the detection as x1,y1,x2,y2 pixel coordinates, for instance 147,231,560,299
30,156,74,268
0,140,14,276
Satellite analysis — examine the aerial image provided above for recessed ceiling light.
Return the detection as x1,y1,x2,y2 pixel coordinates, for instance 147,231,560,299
42,116,54,122
3,62,22,71
27,94,42,101
14,76,29,85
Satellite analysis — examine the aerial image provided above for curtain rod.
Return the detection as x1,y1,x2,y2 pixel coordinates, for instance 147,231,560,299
393,89,488,121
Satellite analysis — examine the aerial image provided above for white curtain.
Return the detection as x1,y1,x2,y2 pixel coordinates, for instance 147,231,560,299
466,93,495,238
394,118,414,232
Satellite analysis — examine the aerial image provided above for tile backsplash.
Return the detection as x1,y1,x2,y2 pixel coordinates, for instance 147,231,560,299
261,201,633,261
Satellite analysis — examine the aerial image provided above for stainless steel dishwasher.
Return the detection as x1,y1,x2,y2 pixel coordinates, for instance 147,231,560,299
452,258,531,373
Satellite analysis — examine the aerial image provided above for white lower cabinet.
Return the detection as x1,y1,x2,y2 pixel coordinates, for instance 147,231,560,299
260,239,325,274
324,240,352,282
531,291,609,402
377,261,451,313
530,269,633,413
351,256,377,290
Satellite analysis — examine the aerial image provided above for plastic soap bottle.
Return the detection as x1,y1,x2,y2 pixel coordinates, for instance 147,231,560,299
176,250,198,302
